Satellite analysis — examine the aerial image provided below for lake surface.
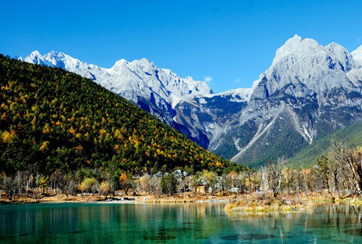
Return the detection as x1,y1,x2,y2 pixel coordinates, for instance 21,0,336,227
0,203,362,243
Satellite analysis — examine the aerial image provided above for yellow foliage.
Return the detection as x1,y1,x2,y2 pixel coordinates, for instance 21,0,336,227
99,129,107,136
42,123,51,134
31,116,37,129
114,129,120,138
78,182,87,193
100,181,110,194
1,112,6,120
1,130,16,143
75,145,83,154
69,126,76,135
216,161,224,168
39,141,49,152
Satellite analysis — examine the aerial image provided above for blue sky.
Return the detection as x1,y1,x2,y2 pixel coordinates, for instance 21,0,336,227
1,0,362,93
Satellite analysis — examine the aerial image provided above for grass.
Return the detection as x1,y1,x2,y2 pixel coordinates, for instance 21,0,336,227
224,192,337,214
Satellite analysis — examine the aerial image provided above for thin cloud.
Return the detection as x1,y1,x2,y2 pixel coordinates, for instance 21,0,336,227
204,76,213,83
234,77,242,84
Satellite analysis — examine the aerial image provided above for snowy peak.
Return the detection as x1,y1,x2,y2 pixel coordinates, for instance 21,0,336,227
273,35,353,71
24,50,50,66
24,50,100,71
44,51,78,70
23,50,212,108
352,45,362,64
325,42,353,71
273,34,319,64
105,55,212,101
255,35,359,97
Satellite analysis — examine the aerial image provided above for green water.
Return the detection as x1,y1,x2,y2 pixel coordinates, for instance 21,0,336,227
0,203,361,243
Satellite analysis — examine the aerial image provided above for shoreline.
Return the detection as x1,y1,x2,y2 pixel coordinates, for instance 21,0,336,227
0,194,235,205
2,193,362,213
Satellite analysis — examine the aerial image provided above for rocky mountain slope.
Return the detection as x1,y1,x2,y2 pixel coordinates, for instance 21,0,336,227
224,35,362,166
22,35,362,166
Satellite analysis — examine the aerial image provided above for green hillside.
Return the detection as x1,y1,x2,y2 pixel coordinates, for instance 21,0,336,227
288,120,362,167
237,115,309,167
0,54,244,178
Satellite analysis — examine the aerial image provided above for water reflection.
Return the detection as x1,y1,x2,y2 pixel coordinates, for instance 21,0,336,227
225,204,362,243
0,203,362,243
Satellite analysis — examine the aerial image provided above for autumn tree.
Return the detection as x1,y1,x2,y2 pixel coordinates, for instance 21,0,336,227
100,181,110,199
119,172,131,195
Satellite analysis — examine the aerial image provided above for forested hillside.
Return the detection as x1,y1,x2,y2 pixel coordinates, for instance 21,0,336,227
288,120,362,167
0,55,244,179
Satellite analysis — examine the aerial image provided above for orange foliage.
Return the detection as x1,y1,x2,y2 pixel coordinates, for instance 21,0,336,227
119,172,128,183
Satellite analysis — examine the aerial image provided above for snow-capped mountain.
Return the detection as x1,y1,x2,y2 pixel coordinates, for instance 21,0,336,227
22,35,362,166
352,45,362,65
22,50,218,147
214,35,362,165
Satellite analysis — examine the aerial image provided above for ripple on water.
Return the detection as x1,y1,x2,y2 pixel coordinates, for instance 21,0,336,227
182,221,197,225
221,234,276,241
345,229,362,236
143,234,177,241
159,227,192,232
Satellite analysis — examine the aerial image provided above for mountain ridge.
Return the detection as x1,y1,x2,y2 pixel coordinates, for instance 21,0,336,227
22,35,362,166
22,49,253,149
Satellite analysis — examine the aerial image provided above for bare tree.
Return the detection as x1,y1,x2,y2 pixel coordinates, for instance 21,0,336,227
138,174,151,194
2,176,16,200
333,142,362,196
14,171,23,198
149,176,161,198
24,171,33,198
267,158,285,198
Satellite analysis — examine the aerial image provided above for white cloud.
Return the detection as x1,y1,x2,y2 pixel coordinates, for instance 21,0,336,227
204,76,213,83
234,77,242,84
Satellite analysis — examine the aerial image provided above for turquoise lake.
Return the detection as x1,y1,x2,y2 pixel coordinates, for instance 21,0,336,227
0,203,362,243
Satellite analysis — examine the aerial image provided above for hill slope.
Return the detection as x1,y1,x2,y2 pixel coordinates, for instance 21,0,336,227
288,120,362,167
0,55,244,177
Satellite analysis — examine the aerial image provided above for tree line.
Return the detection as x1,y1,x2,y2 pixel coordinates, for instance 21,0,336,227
1,141,362,201
0,54,245,187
